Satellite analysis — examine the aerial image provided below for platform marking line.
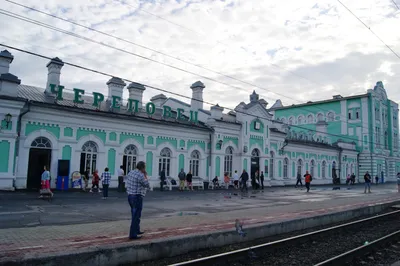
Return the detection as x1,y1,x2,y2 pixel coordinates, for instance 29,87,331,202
17,245,44,250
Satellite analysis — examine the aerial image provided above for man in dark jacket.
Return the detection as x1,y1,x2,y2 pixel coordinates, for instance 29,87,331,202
364,171,371,193
240,170,249,193
160,169,166,191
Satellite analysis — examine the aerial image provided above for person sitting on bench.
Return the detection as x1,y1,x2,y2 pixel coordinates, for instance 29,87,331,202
212,176,220,189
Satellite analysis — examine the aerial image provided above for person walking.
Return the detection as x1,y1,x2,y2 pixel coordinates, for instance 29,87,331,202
118,165,125,192
126,161,150,240
304,171,312,192
40,166,53,198
186,171,193,191
375,175,379,185
251,172,256,190
224,172,230,190
233,170,239,189
240,169,249,193
101,167,111,199
364,171,371,193
260,171,265,190
90,169,101,193
178,169,186,191
160,168,166,191
295,172,303,188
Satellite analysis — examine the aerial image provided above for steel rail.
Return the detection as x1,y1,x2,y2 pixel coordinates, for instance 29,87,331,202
169,209,400,266
314,229,400,266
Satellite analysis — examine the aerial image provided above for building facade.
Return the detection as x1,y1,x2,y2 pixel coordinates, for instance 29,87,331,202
0,50,398,190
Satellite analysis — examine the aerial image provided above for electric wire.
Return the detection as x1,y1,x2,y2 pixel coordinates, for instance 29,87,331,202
0,6,378,134
336,0,400,60
0,42,392,149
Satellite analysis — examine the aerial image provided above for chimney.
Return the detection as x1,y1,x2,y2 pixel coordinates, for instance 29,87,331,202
46,57,64,94
0,50,13,75
127,82,146,108
0,50,21,97
107,77,126,102
150,94,167,107
190,81,205,111
210,104,223,120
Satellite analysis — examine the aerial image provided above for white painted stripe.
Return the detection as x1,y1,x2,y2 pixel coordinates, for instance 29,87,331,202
0,210,38,216
17,245,44,250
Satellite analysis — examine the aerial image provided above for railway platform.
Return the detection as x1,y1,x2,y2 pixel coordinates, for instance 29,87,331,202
0,183,399,265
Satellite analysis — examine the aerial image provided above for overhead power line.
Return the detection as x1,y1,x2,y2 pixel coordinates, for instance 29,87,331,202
0,43,386,148
0,5,374,133
336,0,400,60
4,0,330,106
391,0,400,10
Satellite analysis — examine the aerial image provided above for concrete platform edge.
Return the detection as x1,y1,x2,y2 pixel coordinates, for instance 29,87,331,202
2,199,399,266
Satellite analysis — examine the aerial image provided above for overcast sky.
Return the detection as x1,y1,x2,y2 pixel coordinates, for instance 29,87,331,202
1,0,399,112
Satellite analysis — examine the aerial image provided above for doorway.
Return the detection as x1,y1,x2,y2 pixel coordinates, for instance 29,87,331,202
27,148,51,190
251,149,260,179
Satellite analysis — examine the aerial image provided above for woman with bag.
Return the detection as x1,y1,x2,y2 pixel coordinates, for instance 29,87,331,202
40,166,53,198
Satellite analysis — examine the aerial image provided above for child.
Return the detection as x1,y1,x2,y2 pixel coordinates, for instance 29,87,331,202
90,170,101,193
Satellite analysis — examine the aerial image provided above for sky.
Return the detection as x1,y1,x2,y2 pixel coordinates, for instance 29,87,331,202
0,0,399,112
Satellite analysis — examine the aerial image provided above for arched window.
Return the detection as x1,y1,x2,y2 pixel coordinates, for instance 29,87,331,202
317,113,324,122
80,141,98,175
289,117,294,125
269,151,274,178
189,150,200,177
224,147,233,177
322,161,326,178
31,137,52,149
297,159,303,175
283,158,289,178
159,147,171,176
298,115,303,125
327,112,334,122
281,117,286,124
251,149,260,157
123,144,137,174
307,114,313,123
310,160,315,177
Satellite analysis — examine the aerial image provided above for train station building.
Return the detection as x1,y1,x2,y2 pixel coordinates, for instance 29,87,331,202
0,49,399,190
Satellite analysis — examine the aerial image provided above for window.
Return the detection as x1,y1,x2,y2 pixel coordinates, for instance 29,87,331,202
327,112,334,122
298,116,303,125
224,147,233,177
310,160,315,177
348,111,352,120
297,159,303,175
123,144,137,174
385,131,388,149
31,137,51,149
289,117,294,125
189,150,200,177
322,161,326,178
283,158,289,178
317,113,324,122
80,141,98,175
269,151,274,178
159,147,171,176
307,114,313,123
356,109,360,119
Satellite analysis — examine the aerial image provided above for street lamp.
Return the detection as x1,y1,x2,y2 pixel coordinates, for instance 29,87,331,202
1,113,12,129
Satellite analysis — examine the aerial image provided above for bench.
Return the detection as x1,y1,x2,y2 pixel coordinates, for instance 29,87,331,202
191,178,204,190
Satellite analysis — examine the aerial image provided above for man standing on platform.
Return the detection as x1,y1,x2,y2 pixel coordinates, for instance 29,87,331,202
126,161,150,240
118,165,125,192
304,171,312,192
160,168,166,191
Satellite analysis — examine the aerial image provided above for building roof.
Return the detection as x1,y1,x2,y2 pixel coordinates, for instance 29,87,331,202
190,81,205,89
15,84,211,131
270,93,369,111
0,73,21,84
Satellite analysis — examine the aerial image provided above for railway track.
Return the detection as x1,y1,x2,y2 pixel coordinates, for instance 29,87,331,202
169,209,400,266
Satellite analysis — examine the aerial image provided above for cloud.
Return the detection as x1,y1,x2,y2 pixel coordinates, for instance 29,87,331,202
0,0,399,112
